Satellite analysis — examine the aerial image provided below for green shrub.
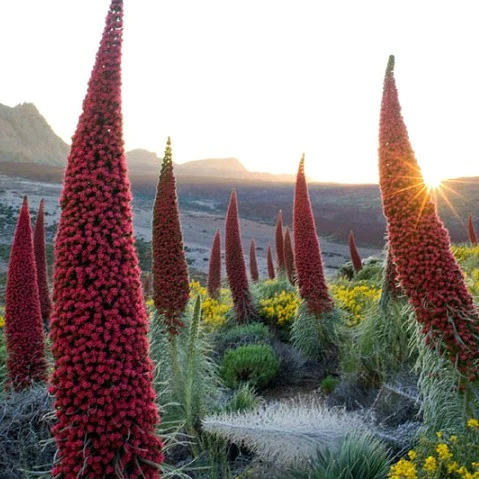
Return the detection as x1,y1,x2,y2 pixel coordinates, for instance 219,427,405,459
291,302,342,360
220,343,280,389
320,375,339,395
222,384,262,414
289,432,390,479
215,322,272,355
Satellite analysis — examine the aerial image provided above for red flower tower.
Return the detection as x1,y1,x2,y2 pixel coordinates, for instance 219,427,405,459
152,137,190,335
348,230,363,272
468,215,478,245
267,244,275,280
378,55,479,380
33,198,52,327
284,227,295,284
293,156,333,315
5,197,47,391
225,190,254,322
275,210,285,273
207,229,222,299
49,1,163,477
249,239,259,282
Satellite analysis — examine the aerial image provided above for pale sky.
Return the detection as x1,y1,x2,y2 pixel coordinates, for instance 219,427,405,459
1,0,479,184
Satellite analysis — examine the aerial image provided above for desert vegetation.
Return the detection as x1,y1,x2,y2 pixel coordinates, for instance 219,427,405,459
3,1,479,479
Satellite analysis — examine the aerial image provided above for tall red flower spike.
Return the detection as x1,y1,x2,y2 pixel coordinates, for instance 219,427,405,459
284,227,296,284
293,156,333,315
152,137,190,335
379,55,479,380
267,244,275,280
275,210,285,272
5,196,47,392
207,229,222,299
49,1,163,477
225,190,254,322
348,230,363,272
33,198,52,327
249,239,259,282
468,215,478,245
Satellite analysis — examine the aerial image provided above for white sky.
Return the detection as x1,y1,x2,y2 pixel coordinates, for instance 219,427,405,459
1,0,479,183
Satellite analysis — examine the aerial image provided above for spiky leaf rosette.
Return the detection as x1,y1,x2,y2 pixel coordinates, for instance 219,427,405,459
275,210,285,272
284,227,296,284
293,156,333,315
50,1,163,477
348,230,362,272
152,137,190,335
207,229,222,299
379,55,479,380
33,199,52,327
5,197,47,391
225,190,255,322
267,244,275,280
250,239,259,282
468,215,478,245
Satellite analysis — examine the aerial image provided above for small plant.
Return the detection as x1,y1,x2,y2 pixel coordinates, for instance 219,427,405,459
320,375,339,395
289,432,390,479
220,344,280,389
222,384,262,414
215,322,273,355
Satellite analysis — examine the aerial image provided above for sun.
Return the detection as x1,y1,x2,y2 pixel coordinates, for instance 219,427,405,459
423,170,443,190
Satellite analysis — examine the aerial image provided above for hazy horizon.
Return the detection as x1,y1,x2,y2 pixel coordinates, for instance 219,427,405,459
2,1,479,184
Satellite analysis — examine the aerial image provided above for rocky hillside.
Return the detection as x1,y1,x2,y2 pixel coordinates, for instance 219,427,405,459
0,103,69,166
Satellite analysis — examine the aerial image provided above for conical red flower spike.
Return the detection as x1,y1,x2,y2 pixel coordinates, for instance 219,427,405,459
349,230,362,272
284,227,296,284
293,156,333,315
275,210,285,272
50,1,163,477
207,229,222,299
249,239,259,282
33,198,52,327
225,190,255,322
5,196,47,391
378,55,479,379
468,215,478,245
152,137,190,335
267,244,275,280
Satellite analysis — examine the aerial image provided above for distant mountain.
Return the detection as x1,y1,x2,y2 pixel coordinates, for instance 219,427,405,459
0,103,69,166
0,102,294,182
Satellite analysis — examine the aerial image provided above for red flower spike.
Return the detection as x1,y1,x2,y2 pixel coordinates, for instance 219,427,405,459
468,215,478,245
293,156,333,315
33,198,52,327
225,190,255,322
152,137,190,335
348,230,362,272
5,196,47,392
50,1,163,477
284,227,296,284
275,210,285,272
378,55,479,379
249,239,259,282
207,229,222,299
267,244,275,280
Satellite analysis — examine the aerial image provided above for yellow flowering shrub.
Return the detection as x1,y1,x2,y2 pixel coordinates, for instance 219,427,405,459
330,280,381,326
189,280,232,330
260,290,299,326
0,315,4,328
389,419,479,479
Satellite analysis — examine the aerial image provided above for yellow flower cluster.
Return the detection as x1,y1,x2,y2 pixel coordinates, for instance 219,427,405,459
189,280,232,330
0,315,4,328
260,290,299,325
389,421,479,479
330,281,381,326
